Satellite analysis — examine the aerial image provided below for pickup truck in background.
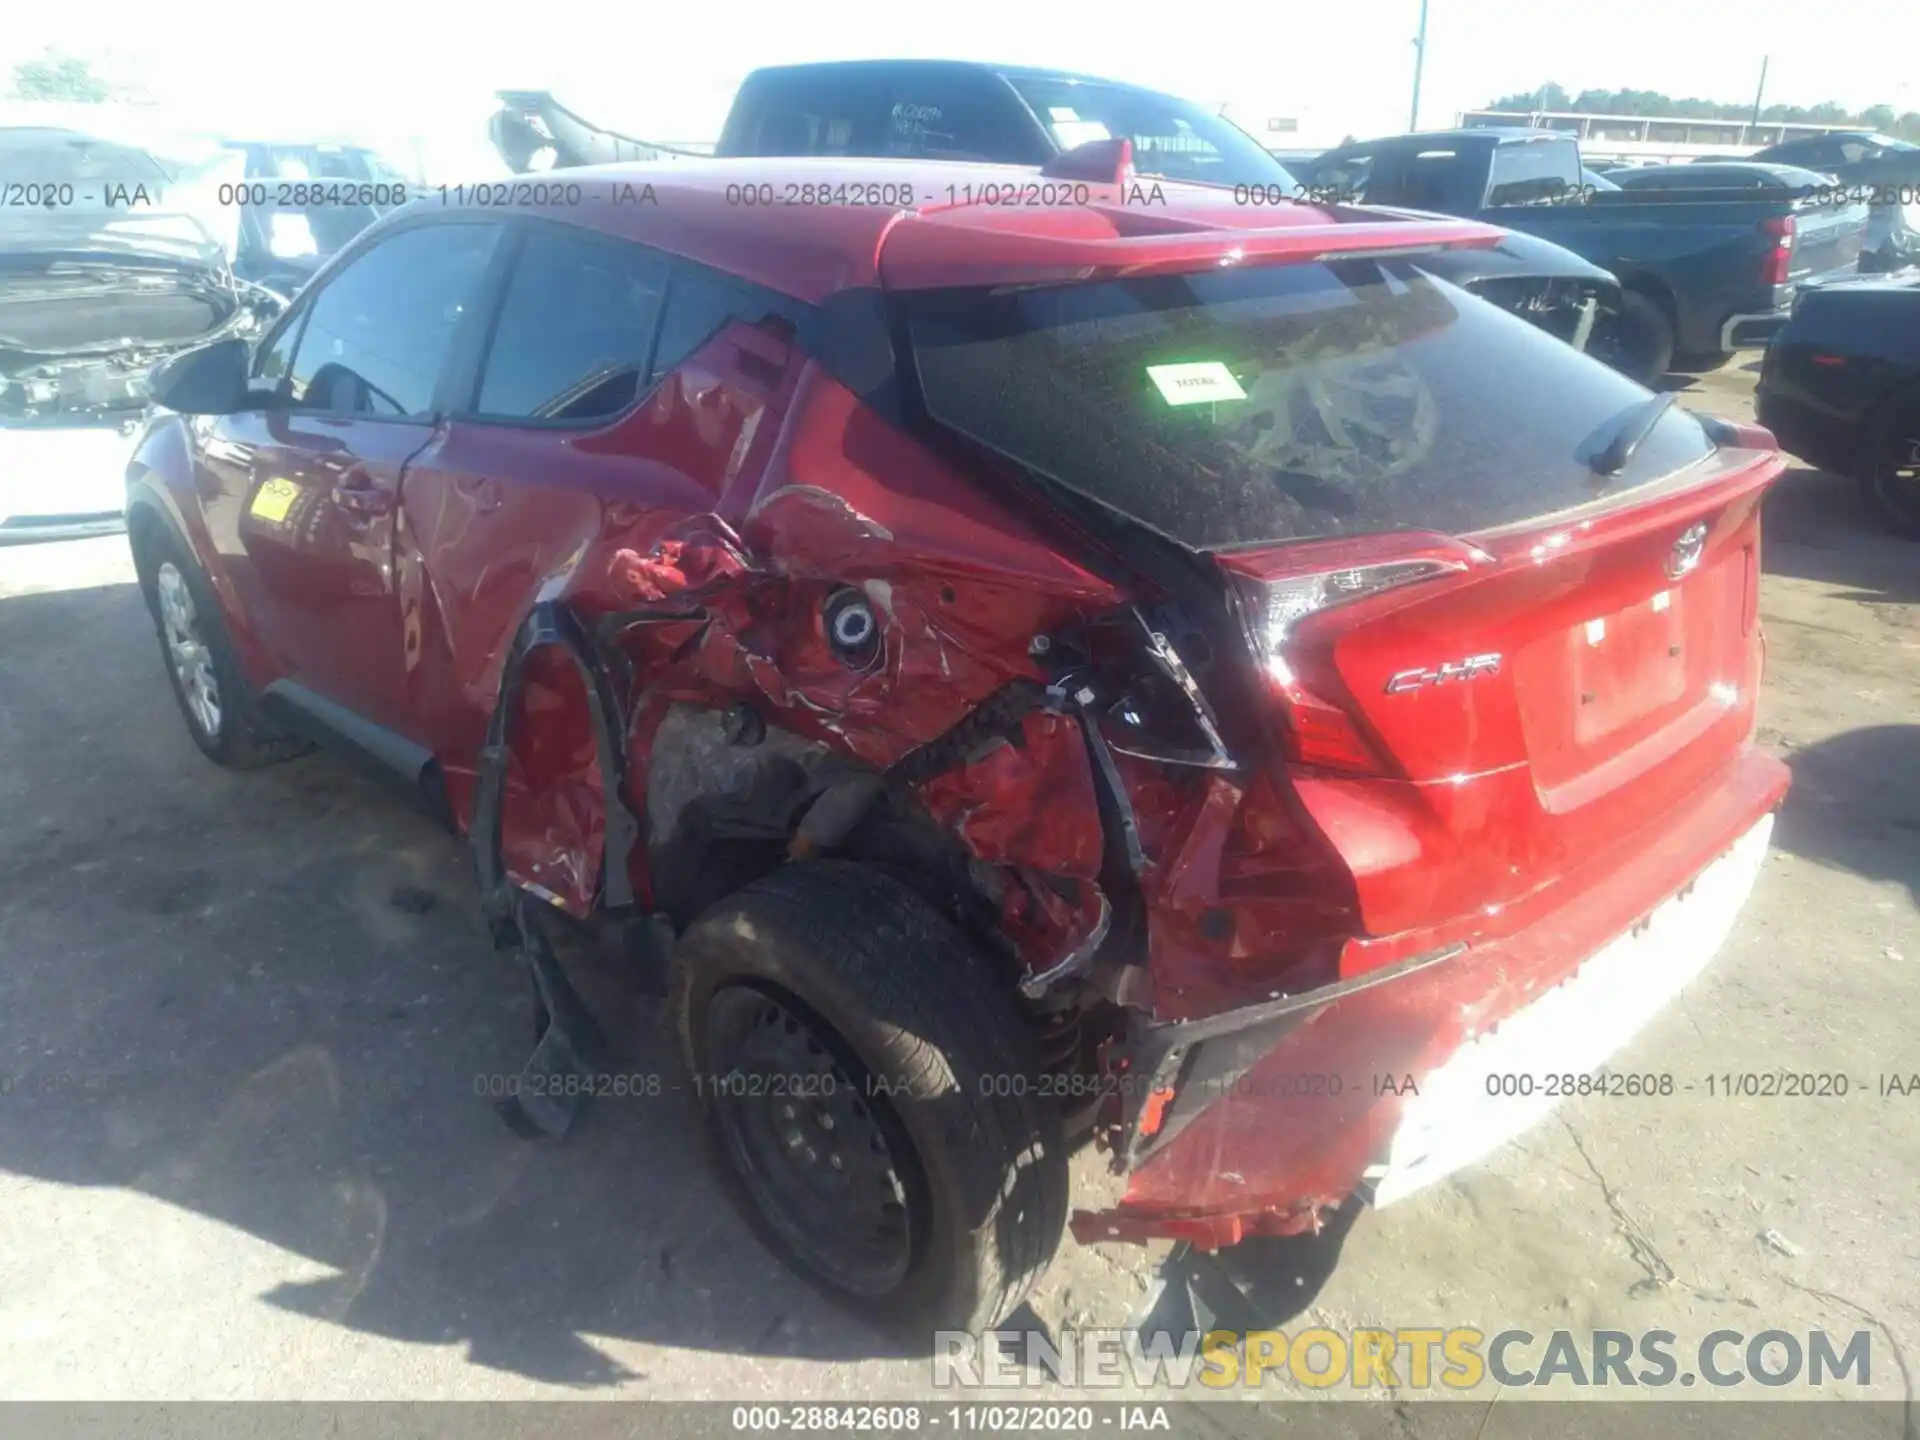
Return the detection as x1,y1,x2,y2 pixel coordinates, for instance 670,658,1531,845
1294,128,1871,376
1743,130,1920,273
486,64,1659,382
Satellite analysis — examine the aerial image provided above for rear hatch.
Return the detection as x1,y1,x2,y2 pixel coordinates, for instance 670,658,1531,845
898,244,1779,943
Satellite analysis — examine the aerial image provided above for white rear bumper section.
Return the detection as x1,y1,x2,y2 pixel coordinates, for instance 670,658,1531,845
1366,811,1774,1207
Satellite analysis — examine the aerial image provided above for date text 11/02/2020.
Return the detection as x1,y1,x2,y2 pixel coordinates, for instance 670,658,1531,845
9,1069,1917,1105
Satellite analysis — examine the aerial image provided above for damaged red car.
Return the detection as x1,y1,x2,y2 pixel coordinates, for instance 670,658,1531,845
126,149,1790,1335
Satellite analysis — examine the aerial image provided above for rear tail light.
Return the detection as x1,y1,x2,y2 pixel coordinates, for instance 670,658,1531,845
1759,215,1795,286
1219,538,1480,774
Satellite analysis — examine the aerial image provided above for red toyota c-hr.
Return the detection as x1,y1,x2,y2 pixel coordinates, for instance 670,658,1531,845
126,153,1790,1335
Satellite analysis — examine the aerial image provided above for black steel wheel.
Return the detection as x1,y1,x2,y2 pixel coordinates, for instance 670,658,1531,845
705,985,913,1296
674,860,1067,1338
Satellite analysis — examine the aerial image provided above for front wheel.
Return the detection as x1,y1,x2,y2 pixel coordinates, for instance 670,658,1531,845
673,861,1067,1337
139,525,309,768
1857,387,1920,541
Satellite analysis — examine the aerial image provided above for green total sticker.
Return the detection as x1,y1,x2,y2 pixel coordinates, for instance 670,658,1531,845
1147,361,1248,406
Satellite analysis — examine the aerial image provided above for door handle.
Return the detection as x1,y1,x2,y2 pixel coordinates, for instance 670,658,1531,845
333,470,394,517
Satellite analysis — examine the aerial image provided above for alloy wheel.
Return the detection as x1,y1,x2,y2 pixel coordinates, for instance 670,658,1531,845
156,561,222,739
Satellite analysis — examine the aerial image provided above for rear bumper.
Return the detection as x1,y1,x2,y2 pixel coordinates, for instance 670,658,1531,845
1721,309,1792,353
1072,745,1789,1249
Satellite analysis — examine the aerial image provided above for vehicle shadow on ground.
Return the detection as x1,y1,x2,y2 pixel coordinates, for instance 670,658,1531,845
1761,462,1920,602
1769,723,1920,908
0,580,922,1387
1123,1206,1364,1343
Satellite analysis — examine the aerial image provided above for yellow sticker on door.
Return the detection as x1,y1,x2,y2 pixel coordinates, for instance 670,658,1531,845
1146,362,1247,406
250,477,299,524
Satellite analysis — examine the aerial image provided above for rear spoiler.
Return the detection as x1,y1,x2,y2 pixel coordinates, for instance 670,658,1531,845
878,212,1509,291
487,90,708,173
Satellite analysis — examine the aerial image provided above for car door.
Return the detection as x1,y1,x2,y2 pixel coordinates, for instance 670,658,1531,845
197,218,503,729
395,224,806,830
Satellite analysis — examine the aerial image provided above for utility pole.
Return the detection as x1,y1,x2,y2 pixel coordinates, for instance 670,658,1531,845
1410,0,1430,131
1750,54,1769,127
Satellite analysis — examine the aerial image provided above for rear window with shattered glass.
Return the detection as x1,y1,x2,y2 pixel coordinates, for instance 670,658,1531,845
904,259,1714,551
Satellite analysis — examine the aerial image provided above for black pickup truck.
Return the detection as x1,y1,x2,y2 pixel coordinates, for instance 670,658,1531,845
1294,128,1871,375
487,63,1657,380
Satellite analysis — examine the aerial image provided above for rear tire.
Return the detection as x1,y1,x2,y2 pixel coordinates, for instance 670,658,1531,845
673,861,1067,1338
137,524,310,769
1597,290,1674,385
1857,385,1920,541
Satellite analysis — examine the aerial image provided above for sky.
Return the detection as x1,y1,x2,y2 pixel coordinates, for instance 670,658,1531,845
4,0,1916,173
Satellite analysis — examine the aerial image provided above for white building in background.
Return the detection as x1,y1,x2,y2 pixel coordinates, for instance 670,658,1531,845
1455,109,1870,166
1218,100,1389,156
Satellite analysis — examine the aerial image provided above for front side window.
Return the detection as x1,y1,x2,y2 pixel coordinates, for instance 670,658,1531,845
876,73,1044,162
472,226,667,422
1307,153,1376,203
252,313,300,389
907,260,1713,550
286,222,501,418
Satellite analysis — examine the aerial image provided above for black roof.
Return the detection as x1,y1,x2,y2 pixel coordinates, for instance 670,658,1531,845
1324,127,1573,154
1614,160,1830,188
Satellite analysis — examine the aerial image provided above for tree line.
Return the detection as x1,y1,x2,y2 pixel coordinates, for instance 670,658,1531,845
1486,83,1920,140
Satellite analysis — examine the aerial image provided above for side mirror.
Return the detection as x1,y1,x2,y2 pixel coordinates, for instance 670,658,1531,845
149,337,252,415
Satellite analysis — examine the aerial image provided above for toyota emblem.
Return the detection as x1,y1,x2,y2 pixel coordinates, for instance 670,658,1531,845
1665,521,1709,581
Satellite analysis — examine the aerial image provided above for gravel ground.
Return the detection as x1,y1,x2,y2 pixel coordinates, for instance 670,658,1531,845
0,361,1915,1410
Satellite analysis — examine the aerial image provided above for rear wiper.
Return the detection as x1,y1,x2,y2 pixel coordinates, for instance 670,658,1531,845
1591,391,1678,478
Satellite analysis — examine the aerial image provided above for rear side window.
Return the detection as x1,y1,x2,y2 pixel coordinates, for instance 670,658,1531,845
1616,166,1772,192
287,221,501,418
1485,141,1581,205
1388,152,1462,211
473,226,667,422
1320,150,1459,211
906,260,1714,551
648,265,807,383
728,71,890,157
